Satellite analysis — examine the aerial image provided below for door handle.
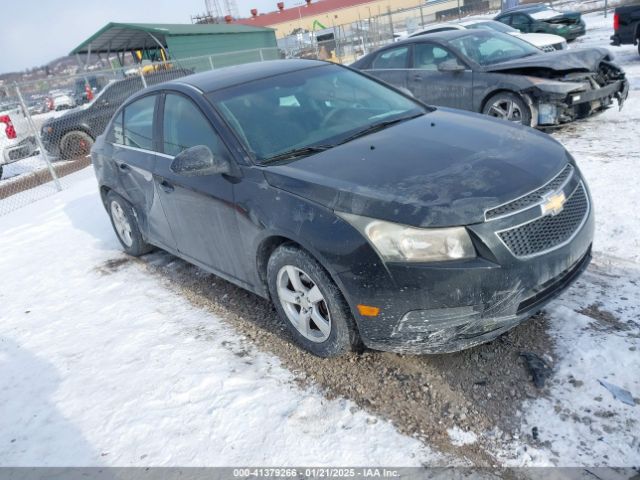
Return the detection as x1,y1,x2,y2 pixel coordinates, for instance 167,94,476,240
159,180,174,193
118,163,130,172
410,73,423,81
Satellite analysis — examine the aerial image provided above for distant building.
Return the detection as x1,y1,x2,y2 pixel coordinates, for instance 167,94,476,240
237,0,463,38
70,22,278,67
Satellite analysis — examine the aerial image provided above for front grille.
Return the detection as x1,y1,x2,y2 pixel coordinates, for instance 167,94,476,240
485,164,574,220
553,42,565,51
498,183,589,258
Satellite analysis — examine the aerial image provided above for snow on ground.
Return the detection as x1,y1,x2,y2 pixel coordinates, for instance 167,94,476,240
0,153,49,182
498,260,640,466
493,12,640,466
0,11,638,468
447,428,478,447
0,177,443,466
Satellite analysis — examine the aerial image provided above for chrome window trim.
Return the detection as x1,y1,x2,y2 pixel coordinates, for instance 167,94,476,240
495,182,590,260
173,82,204,94
484,164,574,221
112,142,174,159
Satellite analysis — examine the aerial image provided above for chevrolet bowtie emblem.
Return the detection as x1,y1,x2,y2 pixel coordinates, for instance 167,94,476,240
541,191,567,216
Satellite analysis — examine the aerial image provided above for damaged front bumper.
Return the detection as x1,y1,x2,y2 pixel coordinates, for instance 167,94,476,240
338,167,594,354
533,78,629,126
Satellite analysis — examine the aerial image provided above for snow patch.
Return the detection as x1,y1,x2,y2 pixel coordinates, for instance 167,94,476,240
447,427,478,447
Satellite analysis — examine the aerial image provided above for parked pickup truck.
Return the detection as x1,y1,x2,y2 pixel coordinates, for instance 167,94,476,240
0,102,38,179
611,4,640,55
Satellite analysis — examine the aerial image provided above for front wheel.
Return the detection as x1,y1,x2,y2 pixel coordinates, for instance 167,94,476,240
482,92,532,126
267,244,360,357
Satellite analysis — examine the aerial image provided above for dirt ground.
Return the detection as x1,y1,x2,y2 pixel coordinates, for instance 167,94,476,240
99,251,570,465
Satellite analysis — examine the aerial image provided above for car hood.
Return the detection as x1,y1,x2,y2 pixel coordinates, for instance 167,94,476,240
263,109,569,227
485,48,611,73
510,31,566,47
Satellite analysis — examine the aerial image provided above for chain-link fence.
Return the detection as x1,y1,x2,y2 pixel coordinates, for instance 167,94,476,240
277,0,503,64
275,0,631,65
0,47,278,216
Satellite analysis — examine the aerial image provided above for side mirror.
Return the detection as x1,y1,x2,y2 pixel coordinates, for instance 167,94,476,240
170,145,234,177
438,60,465,73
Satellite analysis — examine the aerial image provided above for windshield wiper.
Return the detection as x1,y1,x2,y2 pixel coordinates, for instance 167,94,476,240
339,112,425,145
262,145,334,164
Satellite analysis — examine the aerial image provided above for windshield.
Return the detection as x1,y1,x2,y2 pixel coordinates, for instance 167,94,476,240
465,20,518,34
450,31,541,66
208,64,426,164
530,7,563,20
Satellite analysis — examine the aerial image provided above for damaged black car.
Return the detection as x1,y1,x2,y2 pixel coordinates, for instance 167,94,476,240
351,30,629,127
93,60,594,358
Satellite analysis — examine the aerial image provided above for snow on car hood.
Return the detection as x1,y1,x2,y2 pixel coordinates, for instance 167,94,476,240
510,32,566,48
485,48,612,73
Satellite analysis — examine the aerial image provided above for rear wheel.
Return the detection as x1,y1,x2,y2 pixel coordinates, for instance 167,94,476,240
482,92,532,126
60,131,94,160
267,244,359,357
106,191,152,256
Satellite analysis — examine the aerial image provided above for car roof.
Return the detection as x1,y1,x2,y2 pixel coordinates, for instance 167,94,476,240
501,3,546,12
168,59,327,93
411,22,464,34
396,28,488,45
459,18,497,25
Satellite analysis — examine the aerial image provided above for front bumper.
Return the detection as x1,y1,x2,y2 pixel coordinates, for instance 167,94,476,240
560,21,586,40
337,168,594,354
537,78,630,126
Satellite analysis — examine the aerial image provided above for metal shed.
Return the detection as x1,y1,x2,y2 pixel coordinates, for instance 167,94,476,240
70,22,278,65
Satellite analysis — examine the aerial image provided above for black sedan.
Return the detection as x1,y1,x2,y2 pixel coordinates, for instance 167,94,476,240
92,59,594,357
41,69,190,160
351,30,628,127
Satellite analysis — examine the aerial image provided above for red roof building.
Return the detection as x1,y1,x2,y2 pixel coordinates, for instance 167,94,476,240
237,0,386,28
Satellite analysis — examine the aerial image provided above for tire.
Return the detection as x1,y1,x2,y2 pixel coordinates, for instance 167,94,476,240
482,92,532,126
267,244,360,358
60,130,94,160
106,191,153,257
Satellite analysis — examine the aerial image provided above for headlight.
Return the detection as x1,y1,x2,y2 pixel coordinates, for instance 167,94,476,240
337,212,476,262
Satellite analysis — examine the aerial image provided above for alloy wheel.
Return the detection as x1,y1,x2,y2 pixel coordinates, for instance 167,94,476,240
276,265,331,343
110,200,133,247
487,98,525,123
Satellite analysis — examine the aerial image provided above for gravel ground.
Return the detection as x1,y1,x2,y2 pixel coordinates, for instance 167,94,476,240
103,252,557,465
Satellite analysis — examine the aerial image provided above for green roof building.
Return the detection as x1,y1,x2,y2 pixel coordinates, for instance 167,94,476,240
70,22,278,70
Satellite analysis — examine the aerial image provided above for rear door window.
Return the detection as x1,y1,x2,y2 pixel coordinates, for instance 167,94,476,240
496,14,512,25
371,46,410,69
108,111,124,144
123,95,156,150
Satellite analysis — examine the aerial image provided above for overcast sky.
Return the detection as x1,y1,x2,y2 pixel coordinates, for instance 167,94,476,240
0,0,288,74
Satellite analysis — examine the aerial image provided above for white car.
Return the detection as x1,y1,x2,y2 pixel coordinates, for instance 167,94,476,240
0,102,38,179
51,93,75,111
408,18,567,52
